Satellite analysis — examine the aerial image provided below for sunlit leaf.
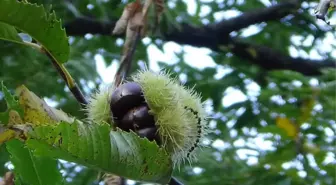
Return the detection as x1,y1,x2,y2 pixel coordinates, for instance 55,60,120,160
275,117,298,138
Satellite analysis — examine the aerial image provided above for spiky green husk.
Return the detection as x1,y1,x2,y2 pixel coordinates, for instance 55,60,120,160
132,70,209,167
86,70,209,167
85,85,115,124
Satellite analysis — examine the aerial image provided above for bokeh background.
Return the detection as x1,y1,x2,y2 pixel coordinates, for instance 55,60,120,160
0,0,335,184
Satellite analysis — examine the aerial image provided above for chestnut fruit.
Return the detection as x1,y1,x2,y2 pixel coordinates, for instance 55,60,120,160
110,82,145,120
110,82,159,143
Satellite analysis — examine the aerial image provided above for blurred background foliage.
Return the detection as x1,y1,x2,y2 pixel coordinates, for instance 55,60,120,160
0,0,335,184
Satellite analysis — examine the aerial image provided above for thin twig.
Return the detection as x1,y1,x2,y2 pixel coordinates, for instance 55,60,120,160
114,27,142,86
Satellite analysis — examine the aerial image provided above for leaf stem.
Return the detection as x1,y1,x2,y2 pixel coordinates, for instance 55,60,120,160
21,41,88,106
43,50,88,106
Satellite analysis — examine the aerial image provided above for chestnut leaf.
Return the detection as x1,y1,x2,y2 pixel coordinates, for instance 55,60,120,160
25,121,173,184
0,0,69,64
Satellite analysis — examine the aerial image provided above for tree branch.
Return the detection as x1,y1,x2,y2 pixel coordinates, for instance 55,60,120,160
65,17,117,36
163,1,299,49
228,38,336,75
208,0,300,36
63,1,335,76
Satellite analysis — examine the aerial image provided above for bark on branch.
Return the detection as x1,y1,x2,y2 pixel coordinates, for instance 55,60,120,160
63,1,335,76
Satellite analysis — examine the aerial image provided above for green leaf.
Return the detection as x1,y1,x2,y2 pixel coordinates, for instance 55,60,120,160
25,121,173,184
0,144,10,176
0,22,22,43
14,177,24,185
6,139,63,185
0,0,69,63
0,82,24,125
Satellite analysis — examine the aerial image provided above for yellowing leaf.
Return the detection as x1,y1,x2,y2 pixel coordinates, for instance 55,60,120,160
8,110,23,125
0,85,75,145
15,85,74,125
0,82,24,125
0,129,16,144
276,117,298,138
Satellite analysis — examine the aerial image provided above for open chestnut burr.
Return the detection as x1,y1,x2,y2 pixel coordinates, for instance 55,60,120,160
110,82,160,144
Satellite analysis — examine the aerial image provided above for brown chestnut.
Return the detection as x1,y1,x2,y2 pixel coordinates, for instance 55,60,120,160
110,82,145,120
110,82,160,145
136,127,160,144
118,105,155,130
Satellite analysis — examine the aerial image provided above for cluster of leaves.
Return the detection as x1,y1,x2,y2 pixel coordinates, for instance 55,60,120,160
0,0,335,185
0,83,172,184
0,1,173,184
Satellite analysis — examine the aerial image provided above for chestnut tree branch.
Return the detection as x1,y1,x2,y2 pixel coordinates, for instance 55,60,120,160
63,1,335,76
228,39,336,75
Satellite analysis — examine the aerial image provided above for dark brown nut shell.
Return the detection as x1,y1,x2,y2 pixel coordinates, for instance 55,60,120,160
136,127,160,144
118,105,156,130
110,82,145,120
110,82,160,145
